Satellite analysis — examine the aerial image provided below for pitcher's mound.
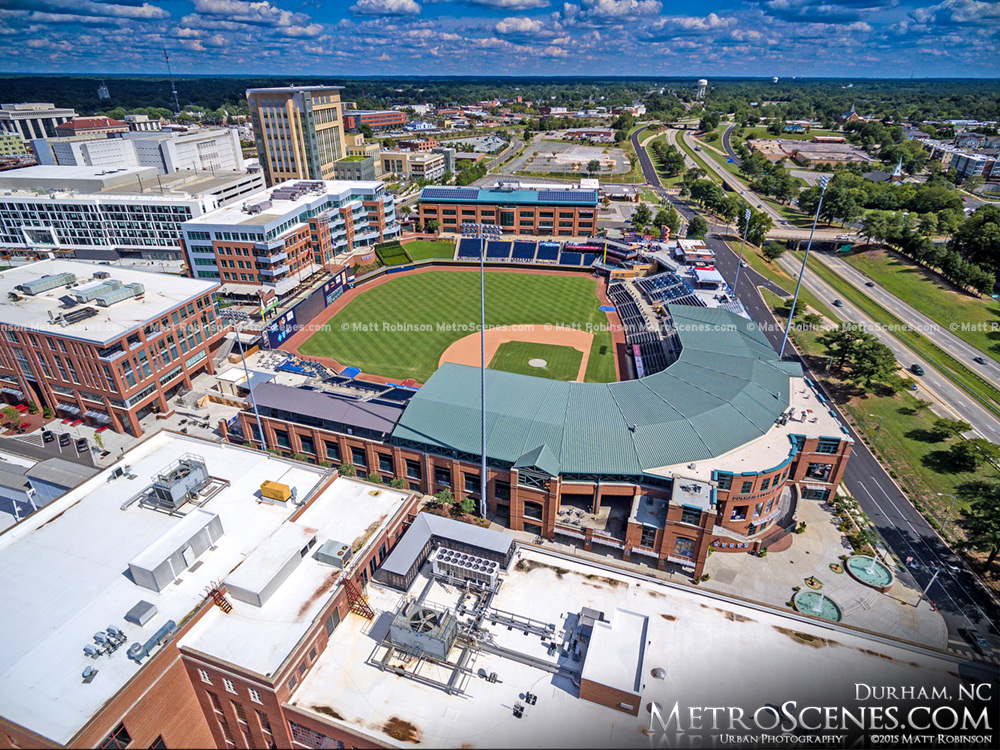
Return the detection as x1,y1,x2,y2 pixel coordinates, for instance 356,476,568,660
528,359,547,368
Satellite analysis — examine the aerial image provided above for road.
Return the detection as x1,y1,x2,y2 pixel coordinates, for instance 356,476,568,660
811,251,1000,384
721,123,741,167
774,253,1000,442
629,146,999,657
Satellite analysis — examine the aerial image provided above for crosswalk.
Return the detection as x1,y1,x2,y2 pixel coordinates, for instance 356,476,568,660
947,638,999,665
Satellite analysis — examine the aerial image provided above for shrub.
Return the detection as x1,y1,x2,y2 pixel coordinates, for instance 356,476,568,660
389,478,408,489
27,402,38,414
318,460,332,468
366,472,383,485
434,489,454,504
42,407,53,419
339,463,357,478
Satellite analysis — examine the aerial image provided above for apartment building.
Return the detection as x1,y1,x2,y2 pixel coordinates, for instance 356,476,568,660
0,260,224,435
0,166,264,261
246,86,345,187
418,185,598,236
342,109,406,131
181,179,398,300
0,102,77,140
381,150,446,181
0,133,27,156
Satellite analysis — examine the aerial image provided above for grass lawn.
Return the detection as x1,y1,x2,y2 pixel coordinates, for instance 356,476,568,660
374,243,411,266
842,247,1000,364
301,270,616,383
642,134,686,187
402,239,455,262
790,249,1000,419
489,341,583,381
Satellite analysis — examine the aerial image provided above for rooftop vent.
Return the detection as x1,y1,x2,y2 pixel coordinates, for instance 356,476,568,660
151,453,211,509
16,272,76,296
315,539,353,569
95,282,144,307
74,279,122,303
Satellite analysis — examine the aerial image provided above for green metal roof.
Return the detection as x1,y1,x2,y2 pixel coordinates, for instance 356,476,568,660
391,306,802,477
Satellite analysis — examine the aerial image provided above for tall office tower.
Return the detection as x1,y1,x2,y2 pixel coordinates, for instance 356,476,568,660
246,86,346,186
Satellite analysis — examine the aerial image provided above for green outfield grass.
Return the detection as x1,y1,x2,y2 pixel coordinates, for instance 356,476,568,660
403,240,456,262
300,270,616,383
489,341,583,381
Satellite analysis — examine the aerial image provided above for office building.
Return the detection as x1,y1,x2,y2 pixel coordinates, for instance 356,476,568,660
342,109,406,132
417,185,598,236
0,260,224,434
0,133,27,156
381,150,446,182
124,114,162,132
0,102,77,140
32,128,244,175
246,86,346,187
0,165,264,261
951,151,998,182
181,179,398,299
344,132,382,177
332,155,378,181
54,117,129,138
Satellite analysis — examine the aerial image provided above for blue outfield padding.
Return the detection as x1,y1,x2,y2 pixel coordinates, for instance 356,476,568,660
340,366,361,379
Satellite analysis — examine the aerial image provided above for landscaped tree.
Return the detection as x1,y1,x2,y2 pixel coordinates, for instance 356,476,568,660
955,480,1000,571
653,206,681,236
845,337,899,389
0,406,18,431
632,202,652,229
762,242,786,262
587,159,601,174
949,204,1000,277
932,418,972,441
738,209,773,247
948,438,1000,471
687,215,708,239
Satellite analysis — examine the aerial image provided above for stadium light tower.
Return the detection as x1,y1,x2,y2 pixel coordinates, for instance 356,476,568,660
461,222,502,517
731,207,752,298
220,309,266,450
779,174,829,359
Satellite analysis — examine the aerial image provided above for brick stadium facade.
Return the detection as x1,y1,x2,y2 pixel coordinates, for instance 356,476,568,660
417,186,598,237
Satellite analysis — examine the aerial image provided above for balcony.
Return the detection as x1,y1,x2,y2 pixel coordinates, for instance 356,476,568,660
259,264,290,277
255,251,288,264
254,238,285,251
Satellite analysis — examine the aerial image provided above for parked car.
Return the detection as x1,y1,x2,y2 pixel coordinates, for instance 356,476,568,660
833,299,844,307
973,356,987,365
910,364,924,376
961,628,992,657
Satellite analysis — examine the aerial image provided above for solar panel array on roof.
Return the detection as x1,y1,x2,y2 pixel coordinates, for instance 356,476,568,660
537,189,598,203
421,187,480,201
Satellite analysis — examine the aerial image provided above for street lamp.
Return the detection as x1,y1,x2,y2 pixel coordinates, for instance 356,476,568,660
731,207,752,298
461,222,502,518
868,413,885,447
779,174,829,359
936,493,958,534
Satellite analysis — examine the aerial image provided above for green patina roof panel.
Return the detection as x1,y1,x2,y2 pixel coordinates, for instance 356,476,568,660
391,305,795,476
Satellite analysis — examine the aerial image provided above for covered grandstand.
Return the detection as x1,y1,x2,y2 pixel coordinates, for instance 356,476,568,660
392,305,802,479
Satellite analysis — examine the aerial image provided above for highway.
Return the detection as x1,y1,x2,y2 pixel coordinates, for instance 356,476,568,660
630,149,1000,659
811,250,1000,385
773,253,1000,442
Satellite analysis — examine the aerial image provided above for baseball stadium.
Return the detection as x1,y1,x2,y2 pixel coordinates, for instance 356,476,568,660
232,188,853,579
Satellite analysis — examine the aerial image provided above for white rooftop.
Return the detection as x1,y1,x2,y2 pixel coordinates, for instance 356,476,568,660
0,433,330,744
288,547,966,748
580,607,647,696
179,478,412,678
0,259,219,344
648,377,851,483
186,178,385,229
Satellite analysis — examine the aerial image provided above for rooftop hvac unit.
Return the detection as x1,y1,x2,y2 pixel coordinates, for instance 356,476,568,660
151,453,211,509
388,600,458,661
432,547,500,589
94,270,110,280
73,279,122,303
16,272,77,296
95,282,144,307
315,539,353,568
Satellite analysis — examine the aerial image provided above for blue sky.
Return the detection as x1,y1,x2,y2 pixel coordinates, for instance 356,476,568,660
0,0,998,77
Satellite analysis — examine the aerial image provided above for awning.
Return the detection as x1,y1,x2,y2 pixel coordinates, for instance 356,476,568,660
804,483,830,491
1,387,24,398
85,410,111,424
57,403,81,415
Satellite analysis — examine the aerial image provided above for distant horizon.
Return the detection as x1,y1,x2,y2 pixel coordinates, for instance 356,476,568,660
1,1,998,78
2,73,999,82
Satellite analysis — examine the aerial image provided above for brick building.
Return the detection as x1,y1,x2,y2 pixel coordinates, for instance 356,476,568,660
342,110,406,132
54,117,129,137
417,185,599,237
231,305,852,578
0,260,225,435
181,179,398,301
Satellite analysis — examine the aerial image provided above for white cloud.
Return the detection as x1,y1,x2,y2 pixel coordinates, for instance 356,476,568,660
580,0,662,19
350,0,421,15
494,16,546,34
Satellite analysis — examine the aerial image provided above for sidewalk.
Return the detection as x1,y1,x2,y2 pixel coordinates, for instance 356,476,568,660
704,496,948,648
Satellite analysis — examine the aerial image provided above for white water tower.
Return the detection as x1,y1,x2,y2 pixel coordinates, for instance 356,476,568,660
696,79,708,99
